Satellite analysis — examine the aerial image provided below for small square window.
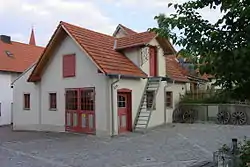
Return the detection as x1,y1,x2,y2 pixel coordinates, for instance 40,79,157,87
49,93,57,110
165,91,173,108
146,91,156,110
24,93,30,110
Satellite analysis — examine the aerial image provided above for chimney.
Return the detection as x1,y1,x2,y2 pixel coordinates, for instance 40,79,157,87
0,35,11,44
29,27,36,46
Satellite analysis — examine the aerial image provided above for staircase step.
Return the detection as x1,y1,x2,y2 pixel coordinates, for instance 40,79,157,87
139,111,150,114
136,123,147,125
138,119,148,122
138,115,150,118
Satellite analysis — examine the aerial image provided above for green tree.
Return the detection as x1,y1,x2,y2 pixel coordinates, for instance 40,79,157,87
151,0,250,99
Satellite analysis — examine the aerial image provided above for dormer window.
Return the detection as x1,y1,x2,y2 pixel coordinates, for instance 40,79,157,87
5,51,13,57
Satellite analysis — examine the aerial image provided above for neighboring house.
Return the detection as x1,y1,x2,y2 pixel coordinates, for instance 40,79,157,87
12,21,189,136
0,29,44,126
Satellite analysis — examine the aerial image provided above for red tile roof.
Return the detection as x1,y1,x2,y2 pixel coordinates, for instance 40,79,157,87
62,22,147,77
201,73,214,80
115,31,156,50
28,21,147,81
166,55,189,82
0,40,44,73
118,24,137,35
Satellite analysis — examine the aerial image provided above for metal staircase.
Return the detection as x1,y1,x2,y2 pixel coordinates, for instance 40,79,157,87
133,77,162,133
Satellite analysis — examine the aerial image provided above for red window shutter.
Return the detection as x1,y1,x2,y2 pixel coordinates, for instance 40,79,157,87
149,46,158,76
63,54,76,78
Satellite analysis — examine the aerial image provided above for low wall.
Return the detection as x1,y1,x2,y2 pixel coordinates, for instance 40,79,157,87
173,103,250,125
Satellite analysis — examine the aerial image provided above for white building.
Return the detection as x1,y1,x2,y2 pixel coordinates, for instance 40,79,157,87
12,22,189,136
0,30,43,126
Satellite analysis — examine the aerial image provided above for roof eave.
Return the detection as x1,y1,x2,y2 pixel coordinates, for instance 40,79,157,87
115,43,146,51
107,73,147,79
187,75,208,82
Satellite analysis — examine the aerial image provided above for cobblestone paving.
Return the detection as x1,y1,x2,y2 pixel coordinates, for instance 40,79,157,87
0,124,249,167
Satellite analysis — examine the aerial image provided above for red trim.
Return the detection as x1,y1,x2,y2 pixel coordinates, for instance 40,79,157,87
49,93,57,110
149,46,158,77
65,87,96,134
117,89,132,133
23,93,30,110
118,88,132,93
63,54,76,78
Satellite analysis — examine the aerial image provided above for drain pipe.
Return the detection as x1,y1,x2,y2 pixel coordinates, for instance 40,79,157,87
110,74,121,137
164,80,175,124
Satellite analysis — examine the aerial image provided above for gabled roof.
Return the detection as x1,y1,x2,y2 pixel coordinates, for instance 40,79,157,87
28,21,147,82
0,39,44,73
113,24,137,37
115,31,156,50
166,55,189,82
118,24,137,35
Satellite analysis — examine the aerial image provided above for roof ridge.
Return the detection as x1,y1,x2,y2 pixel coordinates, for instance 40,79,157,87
11,41,44,49
116,31,155,40
118,24,137,33
60,21,114,39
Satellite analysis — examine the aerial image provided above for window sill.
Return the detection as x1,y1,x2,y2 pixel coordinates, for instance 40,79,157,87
49,108,57,111
23,108,30,110
166,107,173,109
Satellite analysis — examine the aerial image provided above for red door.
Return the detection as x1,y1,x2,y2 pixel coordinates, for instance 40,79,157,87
117,92,132,133
149,46,158,76
65,88,95,134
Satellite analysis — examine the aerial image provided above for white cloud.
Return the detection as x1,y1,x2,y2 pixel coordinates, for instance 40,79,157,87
105,0,222,23
0,0,116,46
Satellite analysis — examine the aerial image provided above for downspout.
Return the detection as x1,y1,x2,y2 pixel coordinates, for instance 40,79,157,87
37,82,42,128
110,74,121,137
164,80,174,124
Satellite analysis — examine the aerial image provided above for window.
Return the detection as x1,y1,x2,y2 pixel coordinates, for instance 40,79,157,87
66,90,78,110
49,93,57,110
146,91,156,110
118,95,126,108
0,103,1,117
80,89,95,111
63,54,76,78
5,50,14,57
165,91,173,108
24,93,30,110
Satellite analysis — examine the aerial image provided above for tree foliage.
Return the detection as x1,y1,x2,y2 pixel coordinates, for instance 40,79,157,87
219,137,250,167
151,0,250,99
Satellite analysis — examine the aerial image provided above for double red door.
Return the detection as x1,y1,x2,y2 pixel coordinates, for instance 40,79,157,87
65,88,95,134
117,92,132,133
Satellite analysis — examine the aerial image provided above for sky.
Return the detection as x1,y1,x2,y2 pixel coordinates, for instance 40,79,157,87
0,0,222,50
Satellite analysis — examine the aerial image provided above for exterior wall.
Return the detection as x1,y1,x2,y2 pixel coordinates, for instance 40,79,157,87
148,39,166,77
165,83,187,123
114,28,127,38
112,78,167,135
39,36,110,136
123,38,166,77
0,72,12,125
0,71,20,125
12,66,40,130
11,73,21,83
123,48,140,67
207,79,221,90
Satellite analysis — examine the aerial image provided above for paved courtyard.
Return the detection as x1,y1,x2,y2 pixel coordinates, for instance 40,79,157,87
0,123,249,167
